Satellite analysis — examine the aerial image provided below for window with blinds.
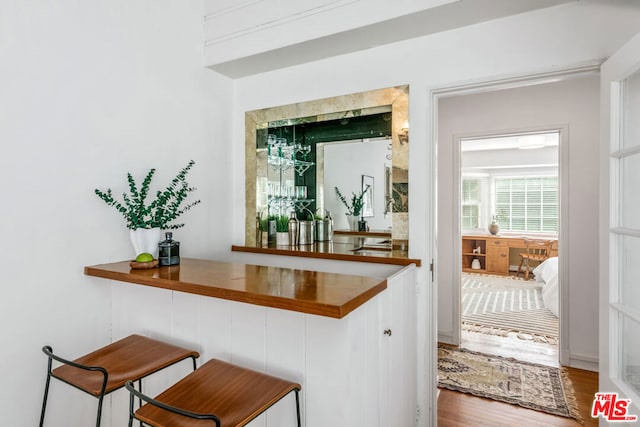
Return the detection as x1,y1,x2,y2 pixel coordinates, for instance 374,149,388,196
495,177,558,233
462,178,481,229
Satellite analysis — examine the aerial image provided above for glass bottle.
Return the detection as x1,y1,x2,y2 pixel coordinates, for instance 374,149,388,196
288,211,299,246
256,215,262,247
158,232,180,266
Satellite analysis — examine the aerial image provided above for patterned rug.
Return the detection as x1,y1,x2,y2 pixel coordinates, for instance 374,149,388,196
462,273,558,344
438,345,581,422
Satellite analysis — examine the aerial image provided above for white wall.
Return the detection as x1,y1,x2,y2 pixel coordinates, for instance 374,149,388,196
323,139,392,230
0,1,233,426
437,76,601,368
231,2,640,423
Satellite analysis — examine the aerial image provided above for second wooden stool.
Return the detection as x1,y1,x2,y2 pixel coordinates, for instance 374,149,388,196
125,358,301,426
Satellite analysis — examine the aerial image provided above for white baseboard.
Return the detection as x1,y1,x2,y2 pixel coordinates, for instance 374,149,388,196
438,332,454,345
566,352,599,372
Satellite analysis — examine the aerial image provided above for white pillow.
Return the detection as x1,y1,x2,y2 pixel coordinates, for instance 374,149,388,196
541,274,559,317
533,256,559,283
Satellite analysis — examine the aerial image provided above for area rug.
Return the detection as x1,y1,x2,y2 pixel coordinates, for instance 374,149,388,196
462,273,558,344
438,345,582,422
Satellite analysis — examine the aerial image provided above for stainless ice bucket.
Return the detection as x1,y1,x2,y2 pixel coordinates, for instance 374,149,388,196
299,220,314,245
315,219,332,241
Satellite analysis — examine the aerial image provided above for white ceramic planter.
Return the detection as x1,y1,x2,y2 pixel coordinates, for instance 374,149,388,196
347,215,359,231
276,231,289,246
130,228,162,258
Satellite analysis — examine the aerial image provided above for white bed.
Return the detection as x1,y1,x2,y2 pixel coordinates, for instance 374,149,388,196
533,256,559,317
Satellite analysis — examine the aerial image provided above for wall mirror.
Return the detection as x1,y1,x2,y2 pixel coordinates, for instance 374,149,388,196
244,85,409,246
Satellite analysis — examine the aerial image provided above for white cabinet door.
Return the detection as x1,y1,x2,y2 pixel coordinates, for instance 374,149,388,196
379,265,418,426
600,31,640,422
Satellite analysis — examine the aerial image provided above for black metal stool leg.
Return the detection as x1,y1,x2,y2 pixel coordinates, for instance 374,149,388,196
295,389,301,427
39,349,54,427
128,384,135,427
95,394,104,427
95,365,109,427
126,357,197,427
138,379,143,427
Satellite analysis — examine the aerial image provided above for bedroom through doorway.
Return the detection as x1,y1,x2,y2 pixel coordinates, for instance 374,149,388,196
459,131,560,365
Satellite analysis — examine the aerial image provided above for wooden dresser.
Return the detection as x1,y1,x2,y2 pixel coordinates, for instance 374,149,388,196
462,235,558,276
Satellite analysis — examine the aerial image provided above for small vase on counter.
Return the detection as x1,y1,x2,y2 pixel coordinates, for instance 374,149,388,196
276,231,290,246
488,221,500,235
130,227,162,258
347,214,359,231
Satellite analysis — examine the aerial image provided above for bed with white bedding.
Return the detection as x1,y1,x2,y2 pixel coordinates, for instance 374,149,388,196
533,256,559,317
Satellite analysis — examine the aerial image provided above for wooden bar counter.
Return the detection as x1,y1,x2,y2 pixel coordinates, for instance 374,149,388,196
85,258,418,425
232,235,421,267
84,258,386,318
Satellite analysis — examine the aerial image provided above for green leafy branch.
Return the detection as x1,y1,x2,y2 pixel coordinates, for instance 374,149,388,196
335,185,369,217
95,160,201,230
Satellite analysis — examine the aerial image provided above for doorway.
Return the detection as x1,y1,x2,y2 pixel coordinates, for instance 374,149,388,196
458,130,560,365
434,68,601,372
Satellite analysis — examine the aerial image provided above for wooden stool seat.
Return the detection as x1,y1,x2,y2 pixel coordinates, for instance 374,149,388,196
41,334,199,426
51,334,199,396
127,359,301,427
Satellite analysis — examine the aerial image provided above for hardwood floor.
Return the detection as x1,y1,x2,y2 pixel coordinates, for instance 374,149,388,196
438,367,598,426
438,332,598,426
461,330,559,367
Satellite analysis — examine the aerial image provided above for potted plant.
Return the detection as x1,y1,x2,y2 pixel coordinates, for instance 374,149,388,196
335,185,369,231
95,160,200,257
275,215,290,246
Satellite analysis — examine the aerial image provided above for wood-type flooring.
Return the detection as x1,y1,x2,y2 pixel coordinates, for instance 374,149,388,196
438,331,598,426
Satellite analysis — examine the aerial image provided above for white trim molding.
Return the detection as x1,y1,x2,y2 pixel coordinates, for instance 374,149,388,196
204,0,359,46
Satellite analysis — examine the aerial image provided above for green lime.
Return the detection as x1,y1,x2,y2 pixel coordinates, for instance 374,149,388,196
135,253,154,263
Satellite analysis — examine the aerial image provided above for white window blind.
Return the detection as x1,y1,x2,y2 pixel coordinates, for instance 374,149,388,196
495,177,558,233
462,178,481,229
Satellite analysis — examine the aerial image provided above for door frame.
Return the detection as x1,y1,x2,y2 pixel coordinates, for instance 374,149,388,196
599,31,640,412
428,64,600,374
